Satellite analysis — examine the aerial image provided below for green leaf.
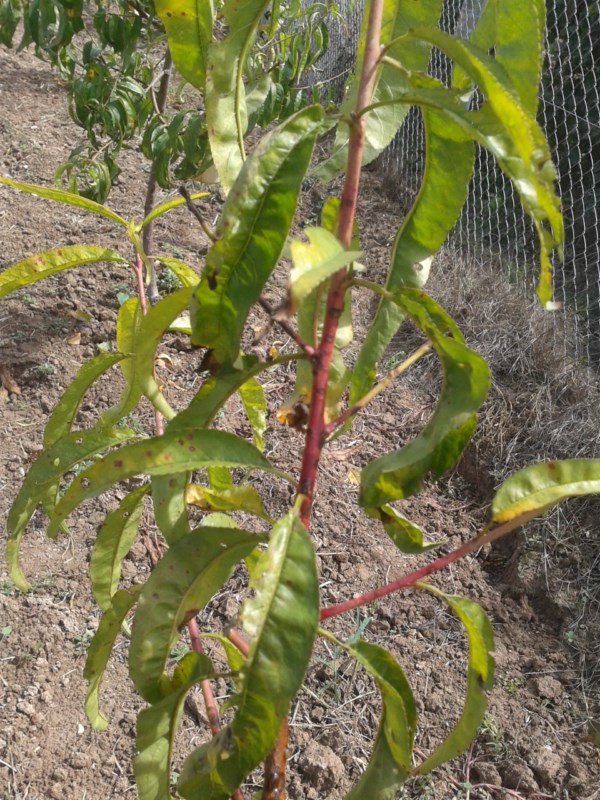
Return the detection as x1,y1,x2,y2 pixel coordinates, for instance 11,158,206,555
134,651,214,800
238,375,266,451
289,227,361,312
177,511,319,799
155,256,200,288
152,472,191,546
367,505,442,555
50,429,279,535
190,106,324,364
129,527,261,703
495,0,545,115
155,1,214,91
491,459,600,526
44,353,127,447
350,110,474,404
84,586,142,730
321,634,416,799
90,485,149,611
0,177,127,226
315,0,444,180
402,27,562,303
186,483,272,522
360,290,489,509
101,288,192,426
0,245,127,298
204,0,270,190
415,589,494,775
6,426,136,591
140,191,209,230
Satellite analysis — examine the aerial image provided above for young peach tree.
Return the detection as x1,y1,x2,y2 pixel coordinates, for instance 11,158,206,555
2,1,598,798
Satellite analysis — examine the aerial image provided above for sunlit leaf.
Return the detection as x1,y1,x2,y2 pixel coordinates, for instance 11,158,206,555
90,485,149,611
415,588,494,774
50,429,279,534
6,426,136,591
238,375,266,451
351,110,474,404
84,586,142,730
44,353,127,447
155,256,200,289
321,633,416,799
0,176,127,225
178,511,319,799
491,459,600,526
134,651,214,800
203,0,270,190
190,106,324,364
186,482,271,522
101,289,192,426
129,527,262,702
289,227,360,312
140,190,209,229
0,245,127,298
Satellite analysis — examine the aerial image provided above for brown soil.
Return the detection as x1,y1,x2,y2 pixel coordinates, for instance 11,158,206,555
1,44,599,800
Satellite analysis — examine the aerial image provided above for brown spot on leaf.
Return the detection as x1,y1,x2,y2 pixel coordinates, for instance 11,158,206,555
114,459,123,467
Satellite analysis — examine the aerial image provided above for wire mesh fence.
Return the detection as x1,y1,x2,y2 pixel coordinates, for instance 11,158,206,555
310,0,600,366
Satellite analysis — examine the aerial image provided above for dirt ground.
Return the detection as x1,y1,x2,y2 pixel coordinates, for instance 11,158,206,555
1,44,599,800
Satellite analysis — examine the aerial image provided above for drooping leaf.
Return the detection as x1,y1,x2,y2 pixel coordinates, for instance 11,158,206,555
190,106,324,364
6,425,136,591
50,429,280,535
44,352,127,447
203,0,270,190
320,632,416,799
140,191,209,230
90,485,150,611
400,27,562,303
0,245,127,298
134,651,214,800
360,290,489,510
491,459,600,527
177,512,319,799
351,110,474,404
367,505,442,554
315,0,444,180
415,589,494,775
238,375,266,451
289,227,361,312
129,527,262,703
84,586,142,730
0,176,127,225
495,0,545,115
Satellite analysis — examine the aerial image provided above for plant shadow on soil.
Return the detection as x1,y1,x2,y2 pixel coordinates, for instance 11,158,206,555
0,45,599,800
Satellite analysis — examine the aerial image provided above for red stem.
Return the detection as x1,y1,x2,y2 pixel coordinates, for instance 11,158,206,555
298,0,385,528
320,519,520,620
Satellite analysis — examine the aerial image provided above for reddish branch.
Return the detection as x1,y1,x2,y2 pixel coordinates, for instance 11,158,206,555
298,0,385,527
263,1,386,797
320,518,522,620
